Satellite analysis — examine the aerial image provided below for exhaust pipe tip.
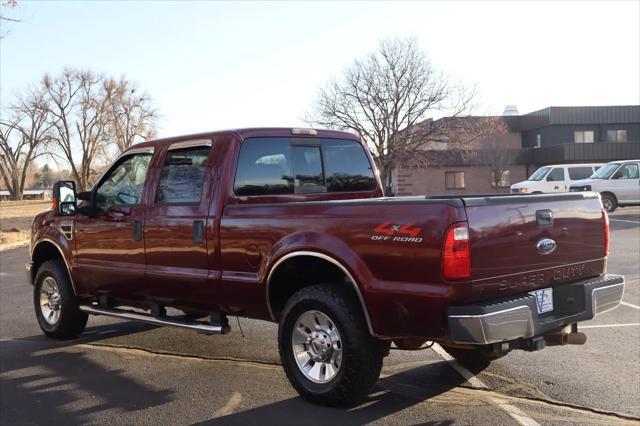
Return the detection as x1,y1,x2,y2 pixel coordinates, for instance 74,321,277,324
566,332,587,345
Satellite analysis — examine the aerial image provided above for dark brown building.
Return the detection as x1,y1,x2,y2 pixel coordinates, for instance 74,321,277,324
393,105,640,196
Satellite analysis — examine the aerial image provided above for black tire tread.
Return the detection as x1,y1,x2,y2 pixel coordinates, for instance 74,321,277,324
278,284,386,407
34,259,88,339
600,192,617,213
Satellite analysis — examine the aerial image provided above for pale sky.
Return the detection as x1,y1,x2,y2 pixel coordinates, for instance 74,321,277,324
1,1,639,137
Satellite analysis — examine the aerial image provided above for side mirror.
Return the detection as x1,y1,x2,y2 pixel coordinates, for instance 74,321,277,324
52,181,77,216
76,190,100,215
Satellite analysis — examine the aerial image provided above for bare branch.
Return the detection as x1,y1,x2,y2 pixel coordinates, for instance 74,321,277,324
0,84,52,199
41,69,158,190
308,37,478,193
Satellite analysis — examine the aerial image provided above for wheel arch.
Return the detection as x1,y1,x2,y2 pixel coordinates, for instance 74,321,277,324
600,191,617,201
266,251,375,336
31,239,77,294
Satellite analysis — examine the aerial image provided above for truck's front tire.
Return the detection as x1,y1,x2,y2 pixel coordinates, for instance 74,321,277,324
278,284,386,407
600,192,617,212
34,259,88,339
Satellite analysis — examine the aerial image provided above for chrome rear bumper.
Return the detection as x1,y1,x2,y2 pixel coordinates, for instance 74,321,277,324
447,274,625,345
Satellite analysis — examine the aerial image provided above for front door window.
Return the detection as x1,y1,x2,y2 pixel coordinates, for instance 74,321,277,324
95,154,152,210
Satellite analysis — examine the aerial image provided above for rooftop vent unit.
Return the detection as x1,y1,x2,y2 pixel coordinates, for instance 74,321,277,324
503,105,519,116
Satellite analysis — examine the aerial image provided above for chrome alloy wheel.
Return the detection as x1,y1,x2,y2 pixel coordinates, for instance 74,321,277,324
602,198,613,212
292,310,343,384
40,276,62,325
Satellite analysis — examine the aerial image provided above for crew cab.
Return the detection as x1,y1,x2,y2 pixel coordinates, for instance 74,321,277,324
27,128,625,406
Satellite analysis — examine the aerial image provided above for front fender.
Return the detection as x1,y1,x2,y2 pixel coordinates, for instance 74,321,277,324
30,211,76,292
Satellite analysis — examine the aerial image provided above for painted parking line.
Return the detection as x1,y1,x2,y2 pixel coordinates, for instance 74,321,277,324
431,343,540,426
580,323,640,329
609,218,640,224
621,301,640,310
213,392,242,417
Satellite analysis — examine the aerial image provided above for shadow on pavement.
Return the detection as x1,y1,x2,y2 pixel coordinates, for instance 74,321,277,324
1,321,470,425
195,361,464,426
0,322,172,424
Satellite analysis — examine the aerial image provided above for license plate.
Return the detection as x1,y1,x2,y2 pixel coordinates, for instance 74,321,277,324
530,288,554,314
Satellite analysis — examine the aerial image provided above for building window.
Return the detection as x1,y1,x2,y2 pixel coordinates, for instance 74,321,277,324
574,130,594,143
535,134,541,148
606,129,628,142
491,170,511,188
445,171,465,189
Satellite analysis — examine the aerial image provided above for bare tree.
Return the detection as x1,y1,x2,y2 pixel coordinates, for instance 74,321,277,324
44,69,102,190
0,87,52,200
104,77,157,153
1,0,20,38
42,69,158,190
476,117,518,192
310,38,477,192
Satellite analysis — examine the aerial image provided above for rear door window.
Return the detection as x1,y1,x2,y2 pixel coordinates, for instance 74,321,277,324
234,138,376,196
568,167,595,180
156,146,211,204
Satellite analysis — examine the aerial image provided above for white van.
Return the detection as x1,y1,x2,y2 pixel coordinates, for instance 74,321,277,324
510,163,603,194
570,159,640,212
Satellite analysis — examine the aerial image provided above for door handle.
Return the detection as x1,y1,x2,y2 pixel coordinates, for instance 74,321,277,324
133,220,143,241
192,220,204,244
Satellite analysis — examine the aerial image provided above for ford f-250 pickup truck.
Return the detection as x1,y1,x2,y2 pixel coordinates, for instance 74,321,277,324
28,127,625,406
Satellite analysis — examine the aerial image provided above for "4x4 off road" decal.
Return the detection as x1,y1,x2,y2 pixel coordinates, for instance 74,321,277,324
371,222,423,243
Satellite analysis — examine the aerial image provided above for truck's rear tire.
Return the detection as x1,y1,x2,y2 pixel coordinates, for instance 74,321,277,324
278,284,386,407
440,344,504,368
33,259,88,339
600,193,617,212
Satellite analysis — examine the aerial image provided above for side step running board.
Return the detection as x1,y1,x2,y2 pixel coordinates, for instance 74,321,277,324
79,305,230,335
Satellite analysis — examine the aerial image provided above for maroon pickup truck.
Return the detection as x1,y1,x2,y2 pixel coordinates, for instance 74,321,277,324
28,127,624,406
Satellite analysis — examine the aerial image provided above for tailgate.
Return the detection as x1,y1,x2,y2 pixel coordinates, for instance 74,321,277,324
463,193,606,291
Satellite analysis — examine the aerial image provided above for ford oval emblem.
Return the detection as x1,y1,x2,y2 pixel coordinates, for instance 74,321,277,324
536,238,557,255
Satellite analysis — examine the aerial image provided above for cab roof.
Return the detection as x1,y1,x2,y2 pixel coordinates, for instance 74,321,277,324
125,127,360,152
606,159,640,164
538,163,604,167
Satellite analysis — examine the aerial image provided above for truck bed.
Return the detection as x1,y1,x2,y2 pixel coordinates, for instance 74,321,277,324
220,191,606,338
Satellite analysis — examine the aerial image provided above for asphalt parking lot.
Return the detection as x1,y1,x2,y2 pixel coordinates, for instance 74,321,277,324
1,207,638,425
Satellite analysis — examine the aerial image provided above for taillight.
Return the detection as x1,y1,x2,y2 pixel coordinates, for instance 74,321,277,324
442,222,471,281
602,210,610,257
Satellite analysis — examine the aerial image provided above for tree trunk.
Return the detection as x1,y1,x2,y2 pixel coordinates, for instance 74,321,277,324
379,166,393,197
11,175,22,200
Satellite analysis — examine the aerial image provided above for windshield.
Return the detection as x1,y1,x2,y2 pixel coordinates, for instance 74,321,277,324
590,163,620,179
528,167,551,181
